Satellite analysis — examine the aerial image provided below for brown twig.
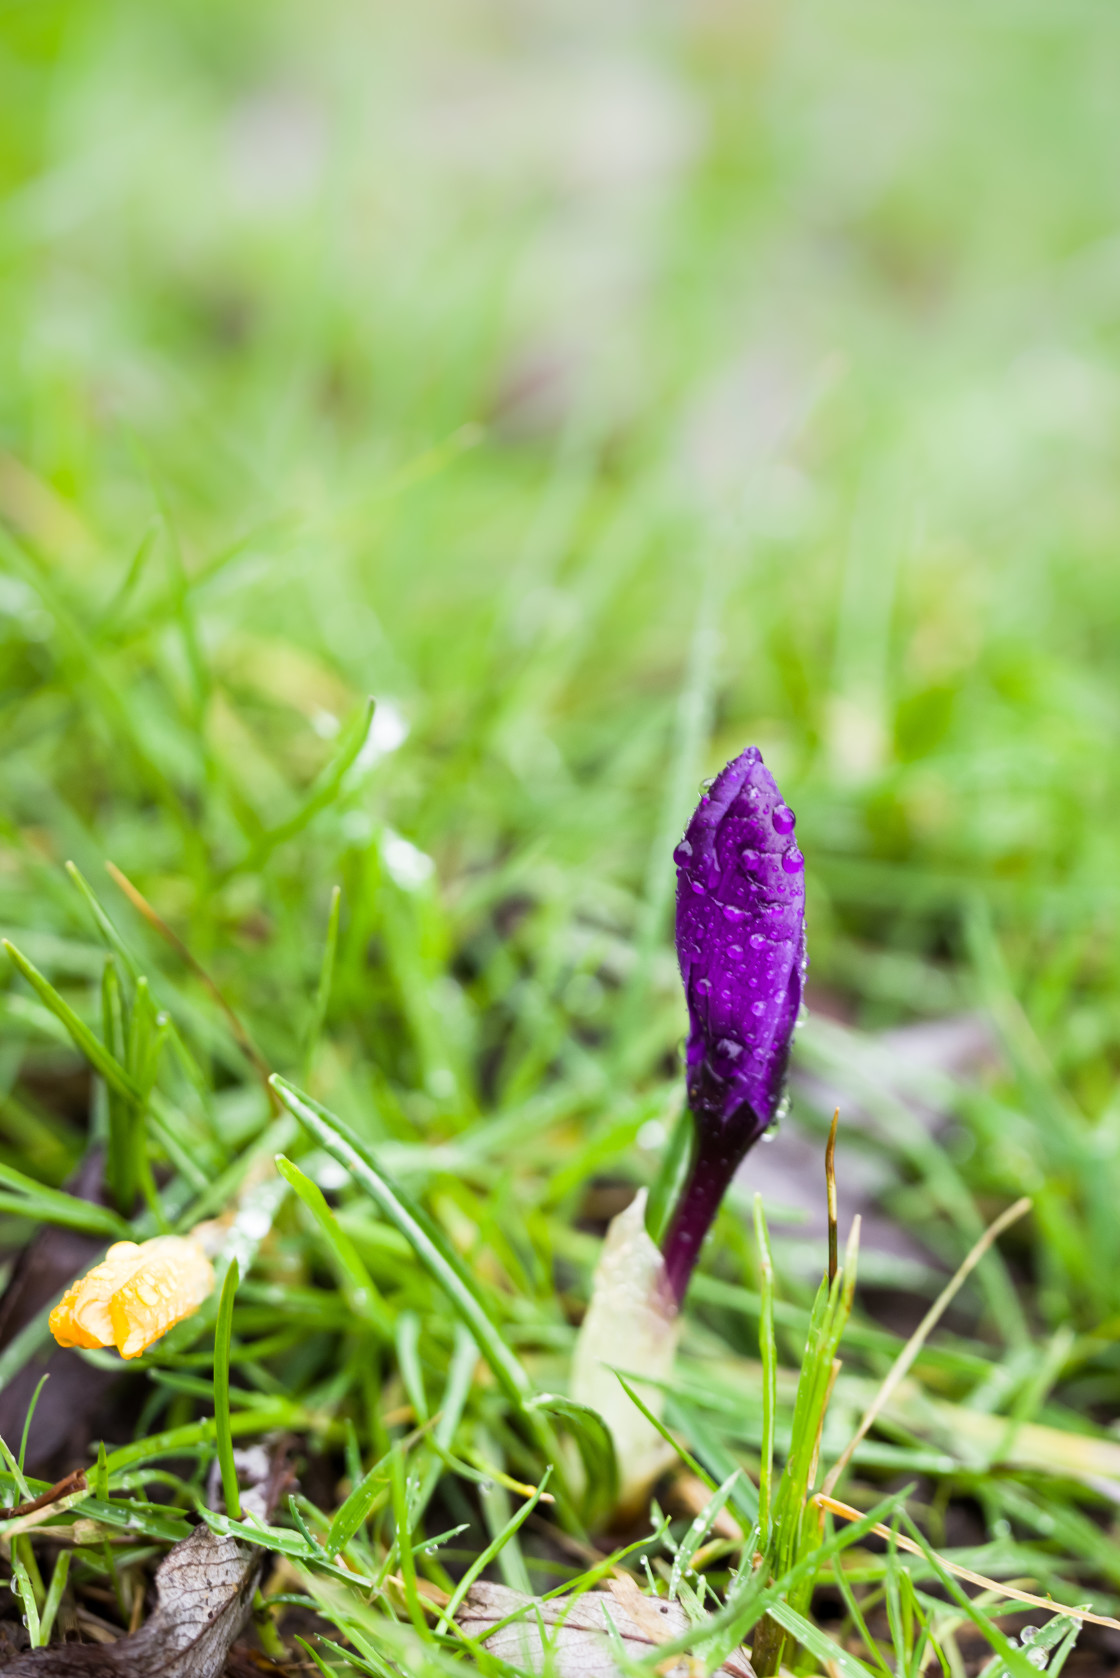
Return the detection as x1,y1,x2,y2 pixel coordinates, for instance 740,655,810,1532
3,1469,86,1519
105,861,281,1114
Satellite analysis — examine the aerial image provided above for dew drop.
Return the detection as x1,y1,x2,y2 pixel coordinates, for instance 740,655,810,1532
781,845,804,874
751,1000,766,1017
699,776,715,793
674,839,693,864
1020,1629,1040,1647
696,977,713,995
1026,1652,1047,1671
749,932,767,949
772,803,796,835
721,904,745,921
690,879,706,895
729,943,743,956
717,1038,743,1060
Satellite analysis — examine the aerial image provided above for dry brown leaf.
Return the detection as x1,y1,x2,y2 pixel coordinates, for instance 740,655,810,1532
456,1580,755,1678
2,1449,292,1675
1,1526,260,1676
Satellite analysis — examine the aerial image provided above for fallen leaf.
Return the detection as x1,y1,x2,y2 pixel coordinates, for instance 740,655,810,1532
0,1448,292,1675
456,1580,755,1678
1,1526,259,1676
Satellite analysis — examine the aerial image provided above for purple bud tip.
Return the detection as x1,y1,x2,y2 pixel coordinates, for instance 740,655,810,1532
662,747,807,1302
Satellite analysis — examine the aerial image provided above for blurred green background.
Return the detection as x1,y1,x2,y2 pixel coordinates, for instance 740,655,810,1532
3,0,1120,1328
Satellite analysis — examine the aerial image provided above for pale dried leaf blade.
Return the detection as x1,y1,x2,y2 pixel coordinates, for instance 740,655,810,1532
457,1581,755,1678
2,1527,259,1676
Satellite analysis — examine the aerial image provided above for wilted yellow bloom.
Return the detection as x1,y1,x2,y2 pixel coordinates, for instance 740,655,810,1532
49,1235,215,1359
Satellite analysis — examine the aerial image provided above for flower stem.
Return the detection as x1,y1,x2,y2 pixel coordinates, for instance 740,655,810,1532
660,1119,757,1304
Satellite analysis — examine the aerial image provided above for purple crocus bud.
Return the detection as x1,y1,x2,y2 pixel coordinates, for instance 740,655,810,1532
661,747,806,1302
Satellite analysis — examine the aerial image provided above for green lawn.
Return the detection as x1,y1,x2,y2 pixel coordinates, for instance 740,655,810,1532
2,0,1120,1671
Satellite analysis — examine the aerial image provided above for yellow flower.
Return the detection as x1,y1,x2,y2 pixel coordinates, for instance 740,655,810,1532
49,1235,215,1360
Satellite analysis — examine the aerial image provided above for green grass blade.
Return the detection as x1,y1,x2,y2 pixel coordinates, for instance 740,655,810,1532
327,1453,391,1557
303,884,341,1077
38,1550,70,1647
223,699,375,882
66,861,141,983
436,1466,552,1633
613,1371,718,1493
18,1374,49,1473
525,1392,618,1525
4,941,141,1103
669,1467,741,1599
0,1183,128,1238
213,1259,242,1519
754,1193,777,1547
765,1597,876,1678
389,1442,426,1633
10,1554,40,1648
275,1154,393,1336
270,1077,533,1410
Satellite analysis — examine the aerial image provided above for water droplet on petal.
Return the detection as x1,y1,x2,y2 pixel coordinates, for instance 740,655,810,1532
729,944,743,956
674,839,693,863
721,903,745,921
750,932,767,949
772,804,796,835
782,846,804,874
690,879,706,895
699,776,715,793
717,1038,743,1060
751,1000,766,1017
696,977,712,995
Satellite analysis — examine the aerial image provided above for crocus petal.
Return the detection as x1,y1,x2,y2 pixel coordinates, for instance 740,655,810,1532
663,747,806,1300
674,747,805,1137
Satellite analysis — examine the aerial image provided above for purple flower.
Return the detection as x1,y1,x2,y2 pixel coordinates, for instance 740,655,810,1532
661,747,807,1301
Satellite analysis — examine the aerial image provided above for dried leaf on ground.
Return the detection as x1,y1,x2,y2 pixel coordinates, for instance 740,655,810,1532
1,1526,260,1676
456,1579,755,1678
0,1448,291,1675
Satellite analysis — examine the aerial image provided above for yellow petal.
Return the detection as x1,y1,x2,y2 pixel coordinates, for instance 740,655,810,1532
109,1236,215,1359
49,1236,215,1359
49,1241,147,1350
